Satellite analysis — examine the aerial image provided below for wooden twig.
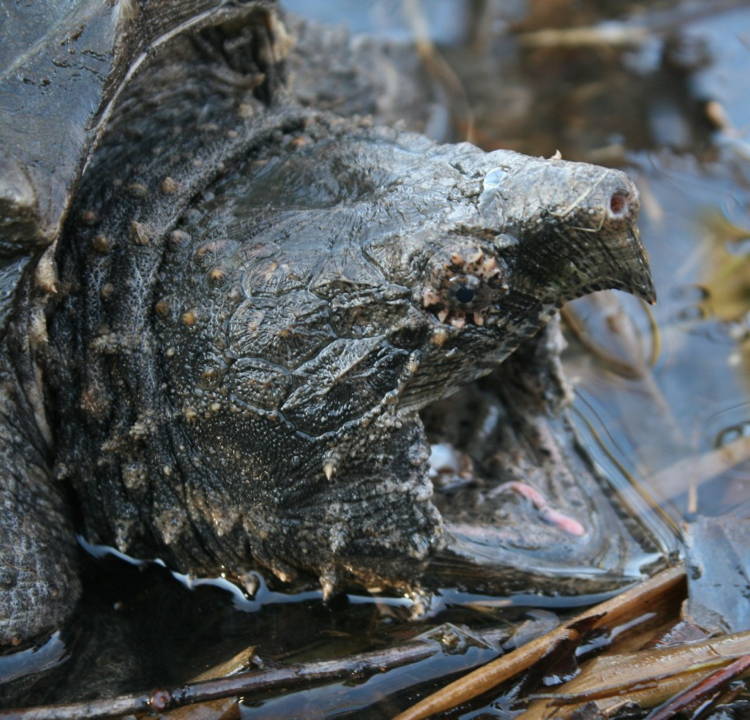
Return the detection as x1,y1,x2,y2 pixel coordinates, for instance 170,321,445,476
0,626,512,720
650,435,750,503
402,0,475,142
562,305,644,380
522,632,750,718
394,566,686,720
644,653,750,720
517,0,750,49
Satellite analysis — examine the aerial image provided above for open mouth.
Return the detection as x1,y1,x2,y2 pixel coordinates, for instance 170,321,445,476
414,321,672,598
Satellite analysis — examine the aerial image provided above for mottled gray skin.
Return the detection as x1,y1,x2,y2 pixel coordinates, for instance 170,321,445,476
0,7,654,647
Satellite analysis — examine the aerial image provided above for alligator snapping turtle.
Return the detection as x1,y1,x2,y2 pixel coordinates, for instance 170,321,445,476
0,1,660,650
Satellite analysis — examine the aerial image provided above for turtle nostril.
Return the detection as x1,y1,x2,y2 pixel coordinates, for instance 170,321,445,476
609,191,629,217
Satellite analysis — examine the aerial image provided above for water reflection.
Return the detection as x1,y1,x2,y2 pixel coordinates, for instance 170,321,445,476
0,633,68,686
715,418,750,448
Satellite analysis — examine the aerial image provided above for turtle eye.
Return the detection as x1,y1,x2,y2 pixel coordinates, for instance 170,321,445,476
448,274,481,308
420,248,508,327
453,285,476,304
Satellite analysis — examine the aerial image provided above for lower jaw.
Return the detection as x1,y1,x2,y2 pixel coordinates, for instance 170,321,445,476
417,367,670,599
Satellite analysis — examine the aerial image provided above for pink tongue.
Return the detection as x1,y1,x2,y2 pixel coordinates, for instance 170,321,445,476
429,442,587,538
503,481,586,537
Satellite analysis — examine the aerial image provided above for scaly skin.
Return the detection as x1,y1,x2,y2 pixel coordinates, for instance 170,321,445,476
0,8,654,647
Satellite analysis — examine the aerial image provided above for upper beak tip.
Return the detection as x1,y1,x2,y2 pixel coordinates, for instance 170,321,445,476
641,284,657,305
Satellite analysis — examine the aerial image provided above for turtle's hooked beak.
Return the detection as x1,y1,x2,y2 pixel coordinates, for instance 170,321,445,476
475,153,656,308
620,226,657,305
506,200,656,308
564,224,656,306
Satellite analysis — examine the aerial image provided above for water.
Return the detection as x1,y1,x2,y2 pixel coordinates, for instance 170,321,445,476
3,1,750,717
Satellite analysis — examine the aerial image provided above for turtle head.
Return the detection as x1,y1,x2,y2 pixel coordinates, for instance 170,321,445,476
409,148,655,324
355,141,655,409
158,129,654,422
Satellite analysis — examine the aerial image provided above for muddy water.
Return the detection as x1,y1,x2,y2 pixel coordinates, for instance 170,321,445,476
4,1,750,717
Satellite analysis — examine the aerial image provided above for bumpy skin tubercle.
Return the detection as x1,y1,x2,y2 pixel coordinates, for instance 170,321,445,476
0,6,656,648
